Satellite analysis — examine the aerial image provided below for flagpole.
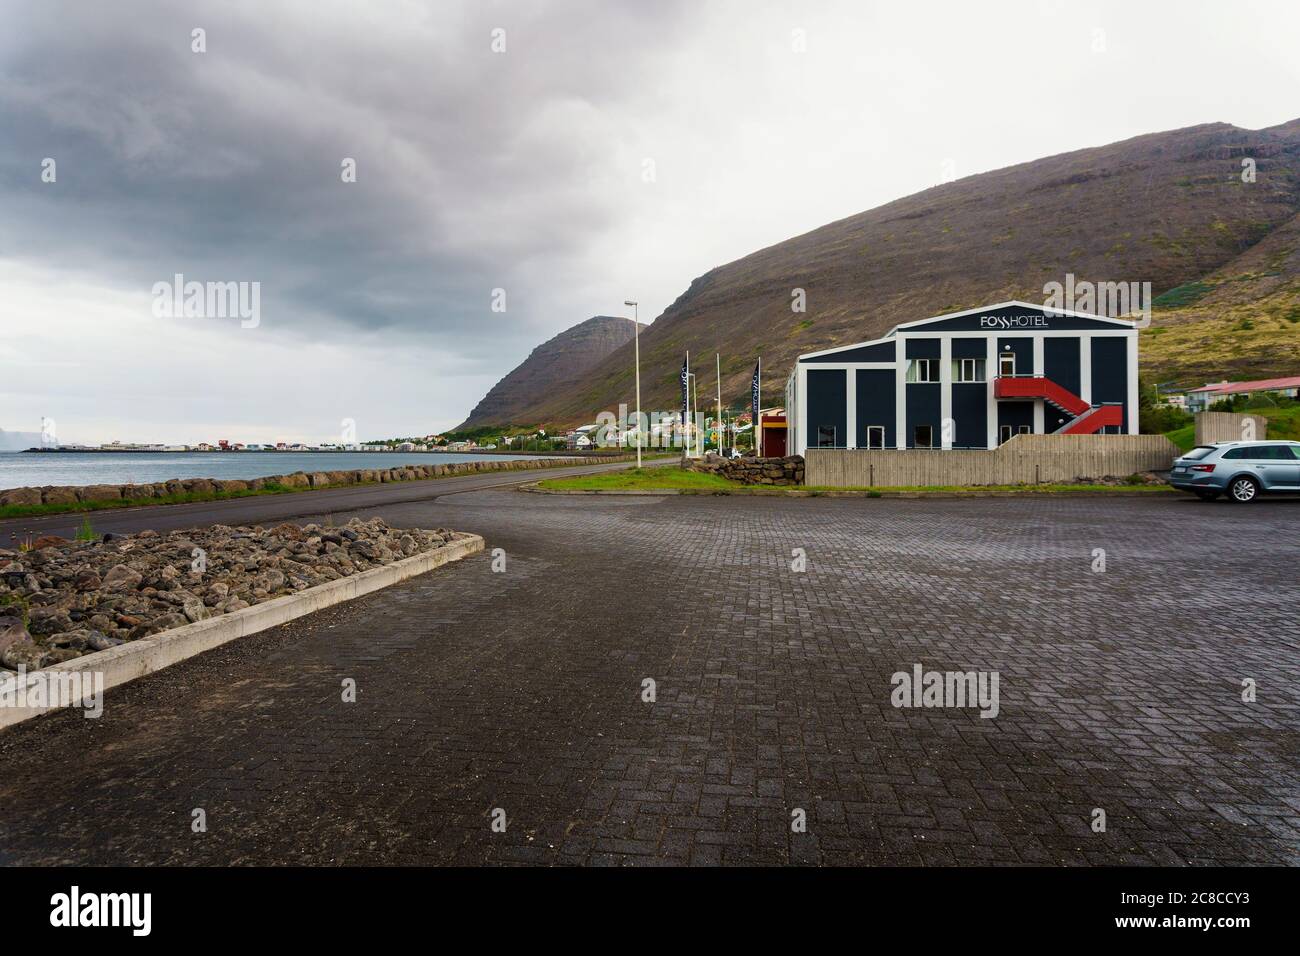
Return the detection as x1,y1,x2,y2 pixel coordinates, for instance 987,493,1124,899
757,356,762,457
682,351,690,463
625,300,640,469
715,353,723,456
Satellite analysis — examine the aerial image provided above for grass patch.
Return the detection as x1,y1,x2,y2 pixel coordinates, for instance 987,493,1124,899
537,467,741,492
1152,280,1213,309
537,467,1176,496
1165,422,1196,452
0,592,31,625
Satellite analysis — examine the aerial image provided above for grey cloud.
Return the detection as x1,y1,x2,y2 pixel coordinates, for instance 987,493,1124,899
0,0,691,366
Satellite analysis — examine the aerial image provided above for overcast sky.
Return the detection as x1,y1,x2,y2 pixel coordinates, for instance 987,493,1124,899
2,0,1297,444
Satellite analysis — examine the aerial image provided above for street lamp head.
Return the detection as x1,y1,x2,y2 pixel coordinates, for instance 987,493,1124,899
623,300,637,307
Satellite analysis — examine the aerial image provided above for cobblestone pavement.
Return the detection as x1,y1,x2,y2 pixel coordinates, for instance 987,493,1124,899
0,491,1296,866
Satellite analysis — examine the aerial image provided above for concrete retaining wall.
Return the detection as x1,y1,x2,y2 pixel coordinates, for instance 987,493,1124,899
1195,412,1267,444
805,434,1181,487
0,534,484,729
0,456,630,508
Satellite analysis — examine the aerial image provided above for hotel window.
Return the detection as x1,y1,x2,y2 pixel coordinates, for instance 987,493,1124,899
907,358,939,383
866,426,885,449
815,426,838,448
953,358,986,383
914,425,933,448
999,425,1012,444
998,352,1016,376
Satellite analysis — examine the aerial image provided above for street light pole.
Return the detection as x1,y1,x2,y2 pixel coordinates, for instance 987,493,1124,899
624,300,640,468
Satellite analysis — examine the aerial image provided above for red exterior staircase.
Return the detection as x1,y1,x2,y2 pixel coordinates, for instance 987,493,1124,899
993,375,1123,435
1058,403,1124,434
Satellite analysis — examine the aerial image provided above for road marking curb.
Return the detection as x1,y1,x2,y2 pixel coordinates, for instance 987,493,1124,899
0,533,485,729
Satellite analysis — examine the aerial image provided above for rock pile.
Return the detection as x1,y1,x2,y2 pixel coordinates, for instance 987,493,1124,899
0,455,628,508
1073,471,1167,486
688,454,805,485
0,518,461,671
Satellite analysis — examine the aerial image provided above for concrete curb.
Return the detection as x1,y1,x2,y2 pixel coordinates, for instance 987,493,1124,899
519,482,681,496
518,481,1176,499
0,533,484,729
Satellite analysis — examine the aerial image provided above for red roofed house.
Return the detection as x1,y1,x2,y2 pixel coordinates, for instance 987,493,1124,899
1185,376,1300,413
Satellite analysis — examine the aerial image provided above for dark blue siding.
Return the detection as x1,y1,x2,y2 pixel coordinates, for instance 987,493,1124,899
906,338,941,359
997,338,1033,375
997,401,1034,441
952,384,988,448
952,337,986,359
806,369,847,447
905,384,941,447
855,369,895,448
803,340,895,363
1044,337,1081,397
1090,337,1128,432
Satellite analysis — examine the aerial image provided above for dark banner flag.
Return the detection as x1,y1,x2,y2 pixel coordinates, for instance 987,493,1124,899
680,354,690,426
751,358,761,452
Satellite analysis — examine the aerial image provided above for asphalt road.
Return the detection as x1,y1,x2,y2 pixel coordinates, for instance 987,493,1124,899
0,457,654,540
0,488,1296,866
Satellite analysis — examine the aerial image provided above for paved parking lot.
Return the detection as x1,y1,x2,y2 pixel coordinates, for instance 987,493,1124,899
0,491,1296,865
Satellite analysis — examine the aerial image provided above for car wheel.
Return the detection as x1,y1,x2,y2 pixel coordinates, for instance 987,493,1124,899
1228,476,1259,503
1193,490,1220,501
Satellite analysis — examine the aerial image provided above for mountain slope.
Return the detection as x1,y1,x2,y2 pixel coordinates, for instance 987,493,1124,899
1141,206,1300,386
456,316,645,429
484,119,1300,428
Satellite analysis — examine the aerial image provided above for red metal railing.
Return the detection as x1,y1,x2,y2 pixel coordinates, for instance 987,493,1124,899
993,375,1124,435
993,375,1090,415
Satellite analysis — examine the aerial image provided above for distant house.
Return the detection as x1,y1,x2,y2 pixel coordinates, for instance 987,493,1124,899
567,424,600,450
1186,376,1300,413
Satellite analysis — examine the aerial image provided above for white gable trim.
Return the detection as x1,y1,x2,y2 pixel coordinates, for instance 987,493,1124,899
796,300,1135,364
891,299,1138,332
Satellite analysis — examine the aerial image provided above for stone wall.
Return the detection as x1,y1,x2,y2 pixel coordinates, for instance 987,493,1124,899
0,456,630,508
688,454,805,485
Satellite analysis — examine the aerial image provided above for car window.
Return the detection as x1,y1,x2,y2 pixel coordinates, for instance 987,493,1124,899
1221,447,1251,459
1183,446,1217,460
1259,446,1286,460
1288,446,1300,460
